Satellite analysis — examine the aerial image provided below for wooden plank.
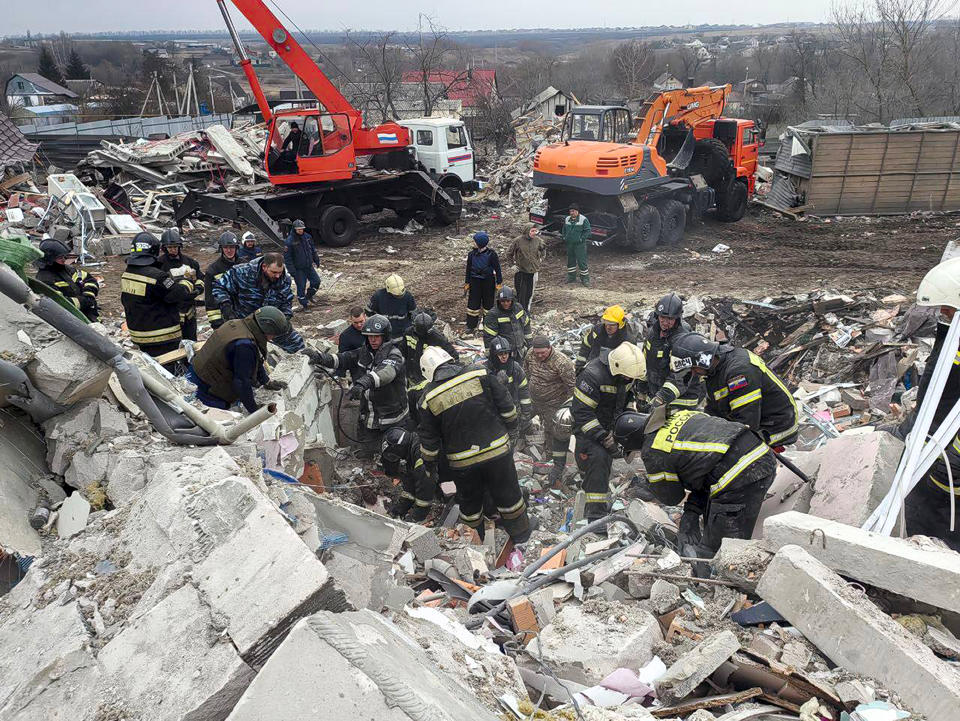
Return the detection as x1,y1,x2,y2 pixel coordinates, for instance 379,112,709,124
0,172,31,190
651,688,764,717
153,340,204,366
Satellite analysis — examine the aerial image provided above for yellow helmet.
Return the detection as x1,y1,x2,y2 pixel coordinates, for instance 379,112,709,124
385,273,405,296
608,342,646,380
602,305,626,328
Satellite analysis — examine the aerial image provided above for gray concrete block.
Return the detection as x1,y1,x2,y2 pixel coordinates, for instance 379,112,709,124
104,450,148,507
655,630,741,705
757,545,960,721
226,610,503,721
0,410,45,557
762,511,960,616
63,449,110,490
711,537,773,593
42,399,128,475
752,447,823,538
649,578,682,614
27,337,112,405
323,544,404,611
405,525,442,562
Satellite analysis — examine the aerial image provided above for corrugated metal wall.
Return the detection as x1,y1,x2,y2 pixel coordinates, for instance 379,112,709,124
16,113,234,137
807,129,960,215
26,135,121,169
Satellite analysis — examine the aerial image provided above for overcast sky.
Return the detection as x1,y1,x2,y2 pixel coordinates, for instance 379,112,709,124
7,0,836,35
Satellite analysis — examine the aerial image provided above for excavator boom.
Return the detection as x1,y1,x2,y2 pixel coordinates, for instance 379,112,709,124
635,84,732,148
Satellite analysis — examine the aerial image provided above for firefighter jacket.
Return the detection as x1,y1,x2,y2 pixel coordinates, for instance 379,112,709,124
418,363,518,470
403,326,459,391
367,288,417,339
644,316,703,409
705,346,799,446
159,252,204,322
203,255,239,326
638,410,772,502
524,347,576,408
191,317,268,411
571,356,635,443
483,304,532,357
211,257,295,319
329,340,408,429
120,261,194,348
464,247,502,284
237,244,263,262
483,358,532,423
382,432,433,511
916,321,960,429
36,262,99,320
576,322,637,373
927,430,960,497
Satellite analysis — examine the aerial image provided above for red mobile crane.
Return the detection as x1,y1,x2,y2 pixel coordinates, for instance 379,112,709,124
174,0,463,246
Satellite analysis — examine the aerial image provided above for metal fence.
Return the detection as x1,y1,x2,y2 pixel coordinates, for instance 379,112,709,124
16,113,234,138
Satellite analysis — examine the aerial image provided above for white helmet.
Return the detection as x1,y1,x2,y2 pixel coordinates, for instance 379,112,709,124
608,342,647,380
421,346,453,383
385,273,405,296
917,257,960,309
241,231,256,244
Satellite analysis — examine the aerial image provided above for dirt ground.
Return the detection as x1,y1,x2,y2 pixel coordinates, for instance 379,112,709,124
91,203,958,334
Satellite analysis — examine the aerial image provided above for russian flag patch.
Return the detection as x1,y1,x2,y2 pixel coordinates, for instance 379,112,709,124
727,374,749,391
377,133,399,144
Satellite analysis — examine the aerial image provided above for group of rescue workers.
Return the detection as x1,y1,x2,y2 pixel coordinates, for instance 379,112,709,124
33,214,960,555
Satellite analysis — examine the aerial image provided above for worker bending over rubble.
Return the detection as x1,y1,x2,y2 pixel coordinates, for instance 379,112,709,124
203,232,240,329
158,228,203,342
464,231,502,331
576,305,636,374
643,293,703,411
524,335,576,486
483,286,532,360
367,274,417,339
35,238,99,322
380,427,436,523
402,310,459,426
212,252,304,353
571,342,647,520
614,408,777,558
188,307,288,413
417,346,533,543
670,332,799,449
120,232,196,365
484,336,533,431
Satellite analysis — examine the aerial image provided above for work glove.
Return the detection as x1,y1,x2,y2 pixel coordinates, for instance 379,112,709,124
600,432,618,452
348,374,374,400
463,282,470,291
262,379,286,391
303,347,334,367
79,295,97,312
183,267,197,282
649,396,665,410
495,283,503,291
219,302,236,321
678,508,703,549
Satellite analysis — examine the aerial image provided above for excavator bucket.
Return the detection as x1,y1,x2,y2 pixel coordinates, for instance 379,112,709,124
666,130,696,172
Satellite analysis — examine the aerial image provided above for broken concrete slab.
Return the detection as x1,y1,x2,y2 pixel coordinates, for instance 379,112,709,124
304,494,412,558
526,600,663,686
757,544,960,721
404,525,442,562
808,431,903,526
322,544,410,612
649,579,682,615
43,398,129,475
226,610,503,720
27,336,112,405
762,511,960,616
205,124,255,178
655,630,741,705
752,446,823,538
0,409,45,557
711,537,773,593
57,492,91,539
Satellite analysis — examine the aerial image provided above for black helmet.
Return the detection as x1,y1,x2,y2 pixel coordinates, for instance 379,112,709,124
252,306,291,336
128,232,161,266
669,332,720,374
613,411,651,452
218,231,239,249
497,286,515,304
362,314,392,337
655,293,683,319
160,228,182,249
381,427,412,464
412,310,435,336
489,335,512,357
292,219,306,230
39,239,71,263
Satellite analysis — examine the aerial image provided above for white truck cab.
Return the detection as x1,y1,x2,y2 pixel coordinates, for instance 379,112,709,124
399,117,480,192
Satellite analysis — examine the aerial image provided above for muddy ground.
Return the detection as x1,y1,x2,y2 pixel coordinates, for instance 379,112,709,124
91,203,958,334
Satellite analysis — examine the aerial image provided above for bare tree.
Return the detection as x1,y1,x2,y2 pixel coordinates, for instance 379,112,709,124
471,93,515,152
404,15,470,116
610,40,656,99
344,30,405,122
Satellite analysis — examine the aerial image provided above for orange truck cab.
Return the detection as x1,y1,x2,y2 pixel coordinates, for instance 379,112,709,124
693,118,761,195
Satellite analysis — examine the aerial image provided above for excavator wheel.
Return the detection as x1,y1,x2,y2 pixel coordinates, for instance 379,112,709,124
434,187,463,226
688,138,733,190
626,204,662,251
654,199,687,245
320,205,358,247
717,180,748,222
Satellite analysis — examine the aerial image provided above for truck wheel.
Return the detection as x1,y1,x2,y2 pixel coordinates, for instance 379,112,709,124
654,199,686,244
688,138,733,189
717,180,748,222
320,205,358,247
627,204,662,251
434,187,463,225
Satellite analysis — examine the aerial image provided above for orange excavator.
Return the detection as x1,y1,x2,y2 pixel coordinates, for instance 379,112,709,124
175,0,462,247
529,85,760,251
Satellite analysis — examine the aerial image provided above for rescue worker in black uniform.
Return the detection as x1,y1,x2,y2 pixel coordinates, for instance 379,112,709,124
158,228,204,341
643,293,703,411
402,310,459,426
367,274,417,340
120,232,195,364
35,239,100,321
670,333,800,450
307,314,409,449
417,346,532,542
614,408,777,557
484,336,533,431
571,342,647,520
483,286,532,361
575,305,637,374
187,307,289,413
203,232,240,329
380,426,436,523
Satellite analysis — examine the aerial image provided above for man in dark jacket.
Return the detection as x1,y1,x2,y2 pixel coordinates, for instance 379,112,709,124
483,286,532,360
238,231,263,262
335,306,367,379
120,232,195,364
212,253,304,353
614,409,776,557
367,274,417,339
380,426,435,523
35,239,99,322
485,336,532,429
644,293,703,410
204,231,240,329
158,228,204,342
464,231,502,331
403,310,459,425
284,219,321,310
417,346,532,543
670,333,799,449
187,307,289,413
576,305,637,374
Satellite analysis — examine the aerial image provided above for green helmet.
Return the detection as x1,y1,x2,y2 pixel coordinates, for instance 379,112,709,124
252,306,291,336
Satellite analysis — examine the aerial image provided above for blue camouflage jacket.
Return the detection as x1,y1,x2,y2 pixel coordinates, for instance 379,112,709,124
211,257,295,317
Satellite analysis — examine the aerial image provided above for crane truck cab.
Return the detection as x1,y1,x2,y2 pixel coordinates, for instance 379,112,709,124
398,117,480,193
